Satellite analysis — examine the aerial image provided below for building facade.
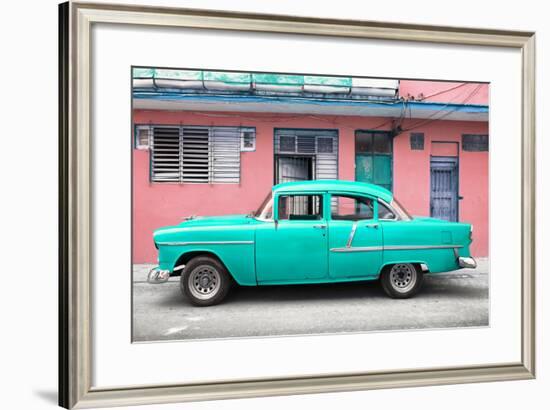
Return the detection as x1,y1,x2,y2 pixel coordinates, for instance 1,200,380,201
132,70,488,263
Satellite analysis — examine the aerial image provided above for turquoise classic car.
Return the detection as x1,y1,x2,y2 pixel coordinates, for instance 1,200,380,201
147,180,476,306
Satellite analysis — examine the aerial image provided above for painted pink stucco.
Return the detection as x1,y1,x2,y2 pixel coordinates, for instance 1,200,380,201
431,141,459,156
393,119,489,260
399,81,489,105
133,109,488,263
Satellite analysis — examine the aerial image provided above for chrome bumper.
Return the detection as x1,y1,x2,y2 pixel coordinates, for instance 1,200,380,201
458,256,477,269
147,268,170,284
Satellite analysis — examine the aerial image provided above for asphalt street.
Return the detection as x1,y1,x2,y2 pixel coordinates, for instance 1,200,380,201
132,259,489,342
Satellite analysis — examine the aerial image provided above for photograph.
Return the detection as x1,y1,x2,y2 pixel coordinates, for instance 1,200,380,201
54,2,537,408
131,67,489,342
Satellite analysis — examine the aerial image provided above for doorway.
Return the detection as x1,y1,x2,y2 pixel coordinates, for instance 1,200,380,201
275,155,314,184
274,128,338,185
430,156,459,222
355,130,393,191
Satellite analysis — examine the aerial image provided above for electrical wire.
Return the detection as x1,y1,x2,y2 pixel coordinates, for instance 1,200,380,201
420,82,469,100
137,84,484,134
400,84,483,133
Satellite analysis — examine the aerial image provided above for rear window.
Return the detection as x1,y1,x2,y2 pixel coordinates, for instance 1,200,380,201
331,195,374,221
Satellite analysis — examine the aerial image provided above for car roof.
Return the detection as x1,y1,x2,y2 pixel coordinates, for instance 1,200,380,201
272,180,393,203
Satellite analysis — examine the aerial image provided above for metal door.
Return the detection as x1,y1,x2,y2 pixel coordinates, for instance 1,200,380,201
430,156,459,222
275,155,314,184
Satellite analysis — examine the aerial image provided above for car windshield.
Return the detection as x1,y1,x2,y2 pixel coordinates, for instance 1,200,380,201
253,193,273,220
391,198,413,221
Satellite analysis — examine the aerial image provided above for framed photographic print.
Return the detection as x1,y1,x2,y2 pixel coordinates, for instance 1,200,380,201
59,1,536,408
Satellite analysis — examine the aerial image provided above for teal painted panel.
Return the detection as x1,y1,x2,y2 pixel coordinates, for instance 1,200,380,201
304,75,351,86
153,216,258,286
252,73,304,85
328,218,383,278
381,219,472,273
154,69,202,80
134,69,354,87
255,219,328,282
133,67,155,78
203,71,251,84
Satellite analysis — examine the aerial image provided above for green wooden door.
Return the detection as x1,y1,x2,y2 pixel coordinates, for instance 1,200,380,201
355,131,392,191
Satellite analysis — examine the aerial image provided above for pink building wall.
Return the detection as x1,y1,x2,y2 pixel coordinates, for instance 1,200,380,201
133,110,488,263
392,119,489,259
399,81,489,105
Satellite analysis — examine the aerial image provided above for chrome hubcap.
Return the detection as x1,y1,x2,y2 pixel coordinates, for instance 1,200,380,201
188,265,221,300
390,263,416,293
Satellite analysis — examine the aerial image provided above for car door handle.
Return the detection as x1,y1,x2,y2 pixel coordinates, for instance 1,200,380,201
313,225,326,229
365,223,379,229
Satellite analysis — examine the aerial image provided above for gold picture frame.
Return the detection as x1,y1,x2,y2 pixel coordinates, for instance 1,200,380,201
59,1,536,408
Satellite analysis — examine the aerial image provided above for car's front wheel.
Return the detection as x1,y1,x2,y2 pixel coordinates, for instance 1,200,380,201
380,263,423,298
180,256,231,306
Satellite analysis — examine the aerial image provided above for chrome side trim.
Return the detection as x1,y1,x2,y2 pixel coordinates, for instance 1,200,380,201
330,244,463,253
346,221,358,247
173,264,186,271
157,240,254,246
331,246,384,253
384,244,463,251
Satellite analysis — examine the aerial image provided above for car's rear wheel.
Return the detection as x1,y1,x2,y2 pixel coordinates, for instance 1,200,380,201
380,263,423,298
180,256,231,306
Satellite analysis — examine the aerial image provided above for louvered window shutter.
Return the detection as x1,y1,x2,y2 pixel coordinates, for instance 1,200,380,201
181,127,210,183
211,127,241,183
149,125,247,183
296,135,316,154
151,126,180,182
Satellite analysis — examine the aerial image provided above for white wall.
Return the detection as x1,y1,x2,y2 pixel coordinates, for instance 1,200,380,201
0,0,546,409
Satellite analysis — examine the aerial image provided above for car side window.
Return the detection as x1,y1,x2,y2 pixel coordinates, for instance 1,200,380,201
331,195,374,221
378,201,397,220
278,195,323,221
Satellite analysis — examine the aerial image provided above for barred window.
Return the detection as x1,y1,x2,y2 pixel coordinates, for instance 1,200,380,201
277,134,336,154
279,135,296,152
410,133,425,150
462,134,489,152
148,125,254,183
317,137,334,153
